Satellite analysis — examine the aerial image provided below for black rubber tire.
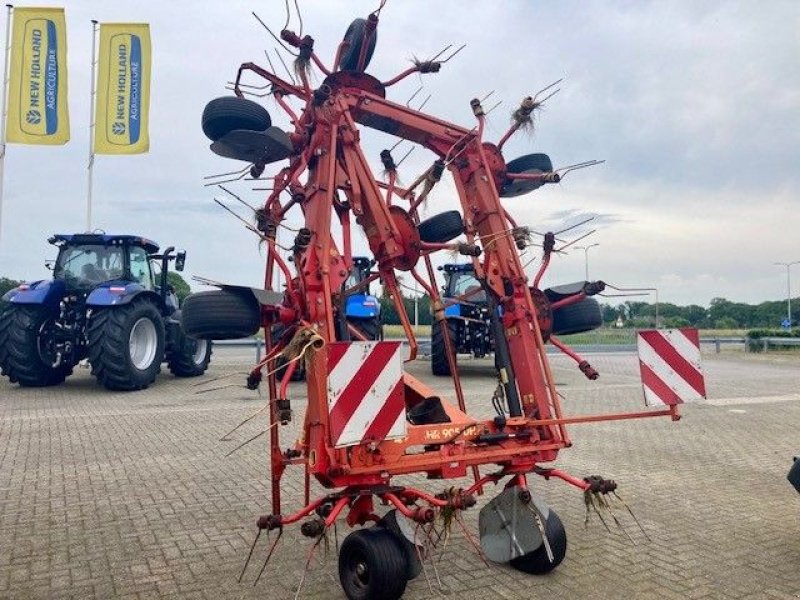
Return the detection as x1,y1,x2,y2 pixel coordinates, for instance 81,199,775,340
338,527,408,600
0,305,71,387
181,290,261,340
337,18,377,72
87,299,166,391
201,97,272,142
502,153,554,197
431,319,459,376
167,333,213,377
378,510,423,580
417,210,464,244
509,510,567,575
552,297,603,336
348,317,382,341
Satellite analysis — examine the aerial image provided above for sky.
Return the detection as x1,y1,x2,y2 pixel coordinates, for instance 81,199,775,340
0,0,797,307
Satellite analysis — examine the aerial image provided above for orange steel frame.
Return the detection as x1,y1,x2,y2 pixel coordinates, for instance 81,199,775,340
230,26,679,526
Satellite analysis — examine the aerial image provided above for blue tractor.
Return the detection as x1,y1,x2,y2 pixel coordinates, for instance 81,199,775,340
0,234,212,390
432,263,604,375
343,256,383,341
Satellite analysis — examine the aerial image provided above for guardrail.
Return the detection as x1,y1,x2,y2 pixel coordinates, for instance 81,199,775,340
754,337,800,352
214,335,748,360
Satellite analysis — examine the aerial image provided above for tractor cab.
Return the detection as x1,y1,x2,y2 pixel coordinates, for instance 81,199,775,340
442,263,487,306
343,256,382,340
49,234,160,292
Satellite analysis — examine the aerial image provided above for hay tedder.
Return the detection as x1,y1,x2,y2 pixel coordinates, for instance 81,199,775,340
183,3,681,598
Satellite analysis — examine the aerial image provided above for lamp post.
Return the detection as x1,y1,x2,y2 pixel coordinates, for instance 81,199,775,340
774,261,800,324
575,243,600,280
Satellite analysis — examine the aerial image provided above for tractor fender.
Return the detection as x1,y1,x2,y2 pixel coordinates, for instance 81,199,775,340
3,279,64,307
345,294,380,319
86,283,162,309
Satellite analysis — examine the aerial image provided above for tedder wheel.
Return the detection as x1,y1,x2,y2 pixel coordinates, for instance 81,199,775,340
348,317,382,341
181,290,261,340
431,319,459,376
551,297,603,336
167,333,213,377
201,96,272,142
0,305,72,387
88,299,166,391
509,510,567,575
378,510,423,580
337,18,378,72
338,527,409,600
417,210,464,244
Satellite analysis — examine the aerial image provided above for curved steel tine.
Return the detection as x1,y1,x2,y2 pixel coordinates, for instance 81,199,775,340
253,528,283,586
239,528,262,582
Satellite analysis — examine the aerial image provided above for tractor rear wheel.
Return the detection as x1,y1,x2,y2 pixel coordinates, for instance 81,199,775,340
0,305,71,386
431,319,459,376
509,510,567,574
88,299,165,391
338,527,408,600
201,96,272,142
167,333,212,377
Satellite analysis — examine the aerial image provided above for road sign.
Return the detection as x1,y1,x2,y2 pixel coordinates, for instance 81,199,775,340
637,328,706,407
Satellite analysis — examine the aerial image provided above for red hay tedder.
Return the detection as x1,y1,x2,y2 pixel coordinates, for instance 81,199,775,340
182,3,680,598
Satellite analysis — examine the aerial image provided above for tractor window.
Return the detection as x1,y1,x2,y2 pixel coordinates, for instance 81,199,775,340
447,271,486,302
54,244,125,288
129,247,155,290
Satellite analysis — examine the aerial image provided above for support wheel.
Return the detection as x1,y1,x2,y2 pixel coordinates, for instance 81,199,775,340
379,510,423,580
88,299,165,391
0,305,71,386
201,96,271,141
181,290,261,340
551,297,603,336
338,527,409,600
431,319,459,376
509,510,567,574
167,334,212,377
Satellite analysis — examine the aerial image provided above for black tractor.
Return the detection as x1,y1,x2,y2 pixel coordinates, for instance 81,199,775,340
0,234,212,390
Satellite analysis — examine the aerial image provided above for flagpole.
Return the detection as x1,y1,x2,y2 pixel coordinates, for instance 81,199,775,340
0,4,13,245
86,19,97,232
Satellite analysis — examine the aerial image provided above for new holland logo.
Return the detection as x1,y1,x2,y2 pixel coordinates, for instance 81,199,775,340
26,109,41,124
112,122,126,135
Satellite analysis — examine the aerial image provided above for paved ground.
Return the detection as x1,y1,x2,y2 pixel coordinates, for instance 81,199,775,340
1,347,800,599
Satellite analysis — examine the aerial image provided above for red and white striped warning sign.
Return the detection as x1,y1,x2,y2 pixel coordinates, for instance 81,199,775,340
327,341,406,448
637,328,706,406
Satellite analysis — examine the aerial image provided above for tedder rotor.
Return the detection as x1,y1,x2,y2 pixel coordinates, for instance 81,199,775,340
183,3,681,598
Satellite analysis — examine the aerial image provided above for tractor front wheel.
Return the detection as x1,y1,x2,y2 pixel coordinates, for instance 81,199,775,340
338,527,409,600
0,305,72,387
167,333,212,377
88,299,165,391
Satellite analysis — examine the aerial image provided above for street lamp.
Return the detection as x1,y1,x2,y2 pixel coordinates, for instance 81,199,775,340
774,261,800,324
575,243,600,280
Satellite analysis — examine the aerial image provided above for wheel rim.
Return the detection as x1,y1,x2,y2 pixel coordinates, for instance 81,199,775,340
192,339,208,365
129,317,158,370
36,319,60,367
353,558,369,590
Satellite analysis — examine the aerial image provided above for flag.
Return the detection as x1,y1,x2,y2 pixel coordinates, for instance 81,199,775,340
94,23,151,154
6,7,70,145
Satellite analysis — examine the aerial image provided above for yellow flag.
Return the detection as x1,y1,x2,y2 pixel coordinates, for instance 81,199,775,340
94,23,151,154
6,7,70,145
